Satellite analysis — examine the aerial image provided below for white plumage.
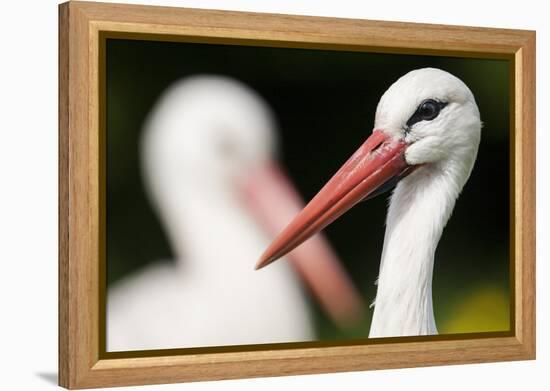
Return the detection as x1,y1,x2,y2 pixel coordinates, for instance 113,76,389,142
369,68,481,337
257,68,482,339
107,76,313,351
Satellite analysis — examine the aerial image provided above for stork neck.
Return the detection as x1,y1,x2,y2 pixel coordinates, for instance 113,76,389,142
369,164,459,337
152,182,263,274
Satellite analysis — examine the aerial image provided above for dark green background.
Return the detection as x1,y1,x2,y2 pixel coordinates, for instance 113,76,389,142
107,38,510,340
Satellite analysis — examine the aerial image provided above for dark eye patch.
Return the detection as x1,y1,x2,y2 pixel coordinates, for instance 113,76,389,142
406,99,448,129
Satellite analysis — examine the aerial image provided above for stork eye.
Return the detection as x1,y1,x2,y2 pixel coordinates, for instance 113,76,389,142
406,99,447,129
418,100,439,119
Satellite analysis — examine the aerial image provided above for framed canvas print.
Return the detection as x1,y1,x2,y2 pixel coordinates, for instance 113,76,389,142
58,1,536,389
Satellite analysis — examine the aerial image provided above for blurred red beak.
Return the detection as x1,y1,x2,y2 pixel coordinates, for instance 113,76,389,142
241,161,365,326
256,130,411,270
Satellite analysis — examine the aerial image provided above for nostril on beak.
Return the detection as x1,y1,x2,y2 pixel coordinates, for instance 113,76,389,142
371,140,384,154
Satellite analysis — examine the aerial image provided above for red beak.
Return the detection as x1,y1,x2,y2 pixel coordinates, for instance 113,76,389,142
256,130,411,270
241,162,365,326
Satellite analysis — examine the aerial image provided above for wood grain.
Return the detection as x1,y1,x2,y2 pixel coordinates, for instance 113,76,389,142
58,1,536,388
58,3,70,387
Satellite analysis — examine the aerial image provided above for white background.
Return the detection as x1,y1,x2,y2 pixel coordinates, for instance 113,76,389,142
1,0,547,389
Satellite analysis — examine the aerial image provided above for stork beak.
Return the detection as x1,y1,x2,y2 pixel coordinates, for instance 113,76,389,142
241,161,365,326
256,130,411,270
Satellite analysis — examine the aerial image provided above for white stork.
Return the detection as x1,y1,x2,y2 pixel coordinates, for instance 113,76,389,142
107,75,363,351
256,68,481,338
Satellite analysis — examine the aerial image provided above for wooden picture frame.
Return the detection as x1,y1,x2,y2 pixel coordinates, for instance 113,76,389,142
58,1,536,389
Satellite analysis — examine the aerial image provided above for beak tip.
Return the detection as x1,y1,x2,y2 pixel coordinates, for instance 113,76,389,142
254,255,271,270
256,247,284,270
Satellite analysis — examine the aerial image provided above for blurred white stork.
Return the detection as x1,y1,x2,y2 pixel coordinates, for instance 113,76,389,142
257,68,481,338
107,75,363,351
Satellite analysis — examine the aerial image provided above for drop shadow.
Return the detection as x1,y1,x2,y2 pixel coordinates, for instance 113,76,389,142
36,372,58,385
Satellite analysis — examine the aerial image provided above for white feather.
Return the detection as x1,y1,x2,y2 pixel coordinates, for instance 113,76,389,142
369,68,481,337
107,76,313,351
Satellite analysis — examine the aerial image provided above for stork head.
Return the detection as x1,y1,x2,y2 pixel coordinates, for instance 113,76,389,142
142,75,276,200
377,67,481,171
256,68,481,269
